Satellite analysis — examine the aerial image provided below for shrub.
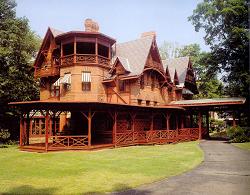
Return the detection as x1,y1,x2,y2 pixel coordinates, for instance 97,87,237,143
226,126,250,143
210,119,225,132
0,129,11,144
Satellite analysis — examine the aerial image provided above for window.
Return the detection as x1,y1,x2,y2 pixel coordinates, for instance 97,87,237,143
119,80,126,92
63,43,74,55
138,99,142,105
98,44,109,58
61,73,71,91
82,71,91,91
151,75,155,90
146,101,150,106
76,42,95,54
140,75,144,89
50,85,60,97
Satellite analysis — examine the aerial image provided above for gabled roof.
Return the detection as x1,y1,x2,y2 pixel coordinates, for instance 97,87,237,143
163,56,190,84
116,56,132,72
112,36,154,77
49,27,64,37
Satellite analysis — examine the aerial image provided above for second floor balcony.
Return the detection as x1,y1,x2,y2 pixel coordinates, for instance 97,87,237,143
34,65,60,78
61,54,110,68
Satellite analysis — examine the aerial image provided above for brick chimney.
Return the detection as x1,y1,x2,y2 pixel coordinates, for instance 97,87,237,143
84,18,99,32
141,31,156,39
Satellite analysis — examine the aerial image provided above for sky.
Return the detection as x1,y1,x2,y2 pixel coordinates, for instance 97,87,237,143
15,0,209,51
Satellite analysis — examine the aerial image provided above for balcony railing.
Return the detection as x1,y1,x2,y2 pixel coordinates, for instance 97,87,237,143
34,65,60,78
61,54,110,67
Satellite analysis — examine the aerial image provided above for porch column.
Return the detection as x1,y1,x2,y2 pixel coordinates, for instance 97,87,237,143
175,114,179,130
113,111,117,147
166,113,170,130
45,111,49,152
190,114,193,128
131,113,136,143
150,113,154,130
206,111,210,138
232,111,236,127
26,112,30,145
95,38,98,63
198,112,202,140
73,36,76,63
181,114,184,129
88,109,92,147
19,116,24,147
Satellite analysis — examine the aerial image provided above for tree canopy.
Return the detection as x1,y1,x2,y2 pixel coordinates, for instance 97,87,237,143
188,0,249,98
0,0,40,137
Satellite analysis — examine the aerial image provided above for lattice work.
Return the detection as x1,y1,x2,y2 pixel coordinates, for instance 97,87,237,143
146,131,160,142
49,136,88,148
116,131,133,145
190,128,199,140
134,131,147,143
178,128,191,141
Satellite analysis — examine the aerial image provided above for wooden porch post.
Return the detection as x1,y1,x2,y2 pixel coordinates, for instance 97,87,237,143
150,113,154,131
73,36,76,63
88,109,92,147
95,38,98,63
206,112,210,138
19,116,24,147
131,113,136,143
26,112,30,145
113,111,117,147
166,113,170,130
190,114,193,128
232,111,236,127
198,112,202,140
45,111,49,152
181,114,184,129
175,114,179,130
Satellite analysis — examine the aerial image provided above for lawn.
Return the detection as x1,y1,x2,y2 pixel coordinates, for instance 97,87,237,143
232,142,250,151
0,142,203,194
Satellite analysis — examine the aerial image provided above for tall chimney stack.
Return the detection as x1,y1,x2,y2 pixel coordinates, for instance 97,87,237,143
84,18,99,32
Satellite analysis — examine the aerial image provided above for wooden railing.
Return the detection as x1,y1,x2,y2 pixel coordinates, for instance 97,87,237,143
115,128,200,146
34,66,59,78
61,54,110,67
49,135,88,149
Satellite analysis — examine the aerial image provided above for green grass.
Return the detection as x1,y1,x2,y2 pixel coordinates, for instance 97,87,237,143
232,142,250,151
0,142,203,194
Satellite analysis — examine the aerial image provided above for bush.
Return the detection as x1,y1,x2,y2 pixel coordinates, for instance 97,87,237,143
226,126,250,143
0,129,11,144
210,119,225,132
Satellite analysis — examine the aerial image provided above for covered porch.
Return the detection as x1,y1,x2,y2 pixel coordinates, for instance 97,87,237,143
9,101,204,152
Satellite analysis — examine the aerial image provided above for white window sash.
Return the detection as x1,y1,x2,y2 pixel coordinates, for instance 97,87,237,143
61,73,71,84
82,72,91,82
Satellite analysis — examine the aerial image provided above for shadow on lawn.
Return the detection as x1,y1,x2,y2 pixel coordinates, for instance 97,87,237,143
85,183,151,195
2,185,58,195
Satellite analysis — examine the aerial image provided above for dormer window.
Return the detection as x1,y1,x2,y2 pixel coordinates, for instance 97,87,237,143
82,71,91,91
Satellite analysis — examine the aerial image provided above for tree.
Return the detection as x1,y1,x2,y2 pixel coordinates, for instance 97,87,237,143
178,44,224,99
188,0,249,98
0,0,40,139
159,41,183,59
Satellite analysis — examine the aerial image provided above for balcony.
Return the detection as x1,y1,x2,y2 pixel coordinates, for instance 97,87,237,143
61,54,110,68
34,65,60,78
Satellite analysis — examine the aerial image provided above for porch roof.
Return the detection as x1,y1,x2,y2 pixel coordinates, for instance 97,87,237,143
170,97,246,107
9,100,185,112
